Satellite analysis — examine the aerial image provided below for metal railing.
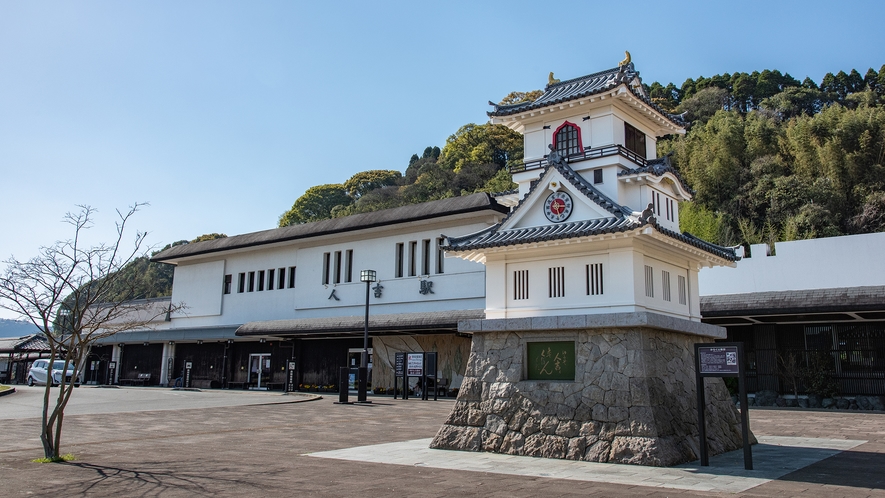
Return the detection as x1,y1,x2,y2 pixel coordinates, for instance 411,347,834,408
510,144,648,174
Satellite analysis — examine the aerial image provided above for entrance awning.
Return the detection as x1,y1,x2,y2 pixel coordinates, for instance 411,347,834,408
235,309,485,339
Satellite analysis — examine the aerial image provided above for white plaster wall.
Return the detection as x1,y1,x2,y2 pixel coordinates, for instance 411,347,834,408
165,218,498,329
699,232,885,296
639,254,692,317
170,260,225,318
590,113,614,148
524,123,546,161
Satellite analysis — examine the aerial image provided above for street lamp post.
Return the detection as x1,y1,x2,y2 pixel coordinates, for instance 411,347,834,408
358,269,376,403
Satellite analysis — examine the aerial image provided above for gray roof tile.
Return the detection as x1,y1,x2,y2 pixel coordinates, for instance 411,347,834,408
488,63,684,128
152,193,508,263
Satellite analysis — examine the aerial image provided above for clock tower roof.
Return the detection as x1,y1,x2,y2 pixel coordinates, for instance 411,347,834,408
488,62,685,130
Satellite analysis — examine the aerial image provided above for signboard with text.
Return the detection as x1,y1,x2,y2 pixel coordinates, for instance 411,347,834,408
394,352,405,376
407,353,424,376
694,342,752,470
698,345,739,376
526,341,575,381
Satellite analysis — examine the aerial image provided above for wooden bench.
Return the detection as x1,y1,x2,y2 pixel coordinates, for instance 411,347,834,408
120,373,151,386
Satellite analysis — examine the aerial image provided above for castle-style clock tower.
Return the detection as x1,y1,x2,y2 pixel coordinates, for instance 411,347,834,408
432,57,750,467
443,59,737,322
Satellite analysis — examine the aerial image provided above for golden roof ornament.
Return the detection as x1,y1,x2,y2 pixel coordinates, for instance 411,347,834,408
548,72,560,85
619,51,631,67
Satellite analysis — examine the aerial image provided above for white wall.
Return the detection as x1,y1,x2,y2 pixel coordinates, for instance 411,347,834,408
170,260,225,318
165,217,498,329
699,232,885,296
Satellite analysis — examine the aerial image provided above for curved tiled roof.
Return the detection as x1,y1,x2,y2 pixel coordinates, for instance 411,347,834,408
443,161,737,261
618,155,694,194
445,216,738,261
444,217,639,251
152,193,509,263
488,63,685,129
656,226,740,262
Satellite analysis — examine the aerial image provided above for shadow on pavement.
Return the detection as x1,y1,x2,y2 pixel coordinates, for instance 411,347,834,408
776,450,885,490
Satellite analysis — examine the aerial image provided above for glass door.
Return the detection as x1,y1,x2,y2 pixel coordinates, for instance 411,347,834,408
248,353,271,389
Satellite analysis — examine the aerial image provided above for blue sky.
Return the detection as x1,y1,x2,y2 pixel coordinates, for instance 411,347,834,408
1,1,883,319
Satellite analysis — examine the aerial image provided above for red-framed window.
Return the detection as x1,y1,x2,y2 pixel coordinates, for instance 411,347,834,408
553,121,583,157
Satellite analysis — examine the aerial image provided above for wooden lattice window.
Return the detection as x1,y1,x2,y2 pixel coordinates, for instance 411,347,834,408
553,122,582,157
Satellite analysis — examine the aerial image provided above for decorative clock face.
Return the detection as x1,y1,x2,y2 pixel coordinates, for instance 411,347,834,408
544,191,573,222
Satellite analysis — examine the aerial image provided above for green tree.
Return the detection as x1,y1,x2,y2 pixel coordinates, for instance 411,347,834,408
343,170,402,199
278,184,352,226
191,233,228,243
677,87,730,123
437,123,523,172
498,90,543,106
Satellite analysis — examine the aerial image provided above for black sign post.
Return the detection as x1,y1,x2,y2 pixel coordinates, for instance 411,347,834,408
695,342,752,470
393,352,404,399
425,352,438,401
107,361,117,385
286,361,297,393
184,361,193,388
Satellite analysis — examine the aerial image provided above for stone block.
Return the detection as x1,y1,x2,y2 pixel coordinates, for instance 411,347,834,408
540,415,559,435
556,420,580,438
467,409,487,427
521,416,540,436
523,432,547,457
459,319,482,332
557,315,586,329
505,318,532,331
530,316,558,330
485,414,507,436
566,436,587,460
429,425,481,451
499,431,525,455
481,319,508,331
481,430,503,452
583,439,611,462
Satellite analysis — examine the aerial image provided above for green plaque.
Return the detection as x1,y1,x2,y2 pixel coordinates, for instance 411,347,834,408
526,341,575,381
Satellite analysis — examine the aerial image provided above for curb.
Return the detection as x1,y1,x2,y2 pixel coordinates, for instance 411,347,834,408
0,386,17,397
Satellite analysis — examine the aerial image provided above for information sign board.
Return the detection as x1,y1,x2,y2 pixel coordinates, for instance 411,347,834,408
394,352,405,376
698,345,739,375
694,342,752,470
407,353,424,376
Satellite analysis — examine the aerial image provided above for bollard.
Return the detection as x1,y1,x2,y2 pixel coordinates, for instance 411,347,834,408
335,366,351,404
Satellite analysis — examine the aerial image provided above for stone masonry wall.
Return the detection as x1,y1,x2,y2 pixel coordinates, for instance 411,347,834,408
431,322,752,466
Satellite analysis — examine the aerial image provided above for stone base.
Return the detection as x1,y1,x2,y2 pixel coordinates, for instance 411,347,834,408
430,313,753,467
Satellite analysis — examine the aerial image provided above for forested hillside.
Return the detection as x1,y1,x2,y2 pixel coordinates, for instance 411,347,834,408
650,67,885,245
280,65,885,249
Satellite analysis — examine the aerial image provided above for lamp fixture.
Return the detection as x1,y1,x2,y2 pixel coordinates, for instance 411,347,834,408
168,341,175,346
359,269,377,283
197,340,203,345
260,338,266,343
143,342,149,346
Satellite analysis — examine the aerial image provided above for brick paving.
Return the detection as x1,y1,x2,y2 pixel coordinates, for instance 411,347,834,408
1,391,885,497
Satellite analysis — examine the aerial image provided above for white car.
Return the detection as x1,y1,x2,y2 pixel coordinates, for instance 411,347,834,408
27,359,81,387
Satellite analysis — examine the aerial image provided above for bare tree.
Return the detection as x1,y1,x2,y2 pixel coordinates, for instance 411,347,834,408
0,204,181,460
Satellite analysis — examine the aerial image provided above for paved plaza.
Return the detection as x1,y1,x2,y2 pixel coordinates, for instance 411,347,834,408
1,386,885,496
